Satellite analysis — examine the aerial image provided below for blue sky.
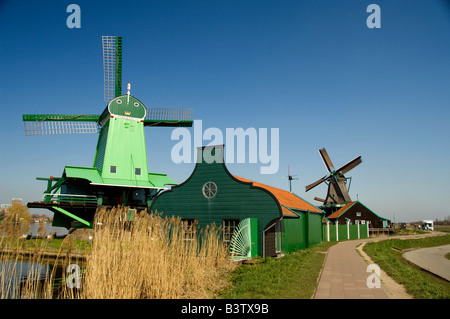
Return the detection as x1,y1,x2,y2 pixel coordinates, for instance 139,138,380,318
0,0,449,222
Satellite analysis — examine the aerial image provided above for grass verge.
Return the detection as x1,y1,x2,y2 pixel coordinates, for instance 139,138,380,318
363,234,450,299
219,241,336,299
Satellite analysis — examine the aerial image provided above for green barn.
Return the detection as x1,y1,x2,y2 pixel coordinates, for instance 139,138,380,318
150,145,324,258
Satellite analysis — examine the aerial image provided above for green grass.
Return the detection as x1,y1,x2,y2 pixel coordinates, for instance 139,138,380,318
1,237,91,254
219,241,336,299
436,225,450,233
363,234,450,299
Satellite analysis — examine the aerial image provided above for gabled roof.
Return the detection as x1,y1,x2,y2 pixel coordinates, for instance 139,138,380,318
233,176,323,217
326,200,391,222
326,201,356,219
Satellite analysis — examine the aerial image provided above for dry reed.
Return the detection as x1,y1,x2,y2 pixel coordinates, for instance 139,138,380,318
0,206,236,299
82,207,235,299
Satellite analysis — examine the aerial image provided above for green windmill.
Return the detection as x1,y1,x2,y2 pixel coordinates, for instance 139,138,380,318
23,36,193,229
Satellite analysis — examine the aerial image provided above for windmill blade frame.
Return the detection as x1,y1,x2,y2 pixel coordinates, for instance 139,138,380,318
102,36,122,103
144,107,193,127
305,175,328,192
336,155,362,175
319,148,335,172
23,114,100,136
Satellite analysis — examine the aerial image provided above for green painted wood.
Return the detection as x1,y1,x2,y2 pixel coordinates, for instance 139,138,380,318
108,95,146,120
282,217,307,252
150,146,282,257
52,206,92,227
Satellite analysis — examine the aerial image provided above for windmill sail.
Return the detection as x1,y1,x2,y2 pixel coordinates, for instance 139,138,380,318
145,107,193,127
23,114,100,136
102,36,122,102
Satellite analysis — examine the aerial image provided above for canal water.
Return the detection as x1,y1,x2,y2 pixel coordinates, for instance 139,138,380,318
0,260,50,298
1,222,69,298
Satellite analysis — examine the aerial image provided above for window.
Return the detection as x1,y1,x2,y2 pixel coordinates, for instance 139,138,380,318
356,212,361,217
223,219,240,242
182,219,197,240
202,181,217,199
110,165,117,174
135,168,141,175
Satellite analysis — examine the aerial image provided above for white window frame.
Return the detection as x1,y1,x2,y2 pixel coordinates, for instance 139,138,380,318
182,219,197,241
222,219,240,242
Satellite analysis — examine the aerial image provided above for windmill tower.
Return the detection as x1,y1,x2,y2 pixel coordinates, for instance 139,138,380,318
305,148,362,215
23,36,193,229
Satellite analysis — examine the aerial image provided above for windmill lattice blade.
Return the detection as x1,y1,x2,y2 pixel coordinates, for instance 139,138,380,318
144,107,193,127
336,155,362,175
314,197,325,203
102,36,122,102
23,114,100,122
319,148,335,172
305,175,328,192
24,121,99,136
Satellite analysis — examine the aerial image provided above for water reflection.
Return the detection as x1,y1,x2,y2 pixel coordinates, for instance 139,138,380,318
0,260,49,299
1,222,71,298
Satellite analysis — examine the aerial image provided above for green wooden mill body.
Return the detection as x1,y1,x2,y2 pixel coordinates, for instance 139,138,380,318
23,36,193,229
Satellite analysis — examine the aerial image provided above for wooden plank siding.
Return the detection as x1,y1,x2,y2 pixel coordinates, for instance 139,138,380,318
326,201,391,228
150,145,324,257
150,146,282,256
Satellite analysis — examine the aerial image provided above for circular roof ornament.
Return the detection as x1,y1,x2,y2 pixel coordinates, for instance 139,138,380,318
202,181,217,199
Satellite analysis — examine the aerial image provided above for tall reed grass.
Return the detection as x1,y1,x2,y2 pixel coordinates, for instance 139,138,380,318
0,234,71,299
1,206,235,299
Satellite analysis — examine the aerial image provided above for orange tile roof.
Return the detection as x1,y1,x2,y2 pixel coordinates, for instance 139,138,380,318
233,176,323,217
326,201,356,219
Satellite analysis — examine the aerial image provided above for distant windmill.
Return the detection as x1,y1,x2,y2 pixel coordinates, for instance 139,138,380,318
305,148,362,206
287,165,298,192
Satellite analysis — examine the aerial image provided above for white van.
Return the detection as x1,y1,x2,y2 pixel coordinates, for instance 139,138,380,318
422,220,434,231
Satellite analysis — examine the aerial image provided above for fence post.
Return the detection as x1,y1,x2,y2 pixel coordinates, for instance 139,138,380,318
357,220,360,239
347,220,350,240
336,220,339,241
326,221,330,242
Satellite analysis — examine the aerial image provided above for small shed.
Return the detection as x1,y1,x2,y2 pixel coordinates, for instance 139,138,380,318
150,145,324,258
325,200,390,228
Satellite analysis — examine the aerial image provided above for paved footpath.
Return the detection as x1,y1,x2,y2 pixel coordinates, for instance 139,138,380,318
313,233,448,299
314,239,389,299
